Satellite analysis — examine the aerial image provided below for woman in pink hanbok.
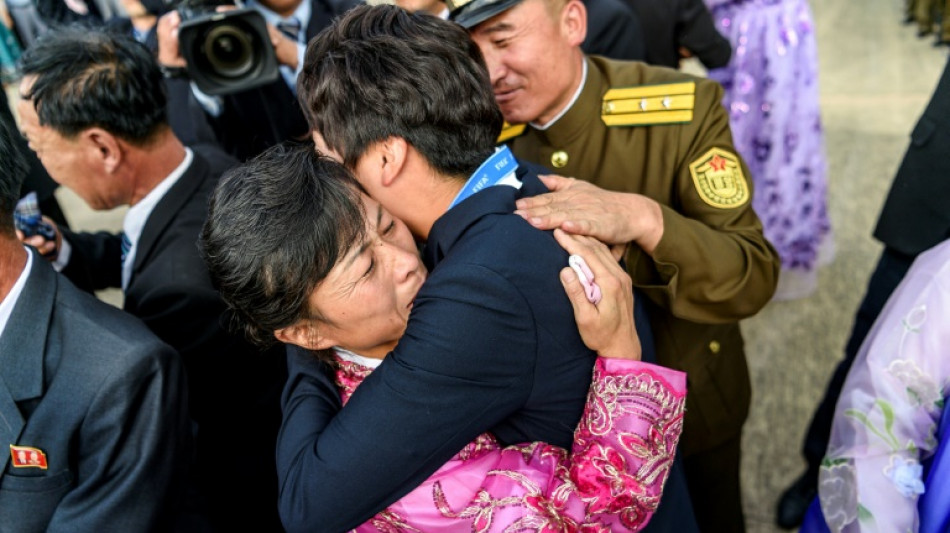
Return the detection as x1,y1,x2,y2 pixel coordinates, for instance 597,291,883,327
202,147,687,532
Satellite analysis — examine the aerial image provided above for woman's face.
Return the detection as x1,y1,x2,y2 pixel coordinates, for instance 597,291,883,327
305,193,426,358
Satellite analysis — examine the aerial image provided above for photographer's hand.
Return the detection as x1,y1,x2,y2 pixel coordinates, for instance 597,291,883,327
267,24,300,70
157,11,186,68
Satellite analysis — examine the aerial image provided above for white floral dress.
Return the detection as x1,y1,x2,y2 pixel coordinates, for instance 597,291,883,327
819,239,950,532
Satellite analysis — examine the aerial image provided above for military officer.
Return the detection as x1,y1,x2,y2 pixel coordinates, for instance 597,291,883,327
449,0,781,530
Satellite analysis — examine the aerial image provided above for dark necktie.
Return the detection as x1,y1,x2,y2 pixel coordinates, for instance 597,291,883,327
276,17,302,42
120,231,132,267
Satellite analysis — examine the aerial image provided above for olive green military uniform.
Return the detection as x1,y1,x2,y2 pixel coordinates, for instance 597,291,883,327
503,56,780,532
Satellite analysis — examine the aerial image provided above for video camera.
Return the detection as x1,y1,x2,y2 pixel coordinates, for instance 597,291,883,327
176,0,279,95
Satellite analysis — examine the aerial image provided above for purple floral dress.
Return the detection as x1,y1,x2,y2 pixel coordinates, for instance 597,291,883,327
704,0,832,300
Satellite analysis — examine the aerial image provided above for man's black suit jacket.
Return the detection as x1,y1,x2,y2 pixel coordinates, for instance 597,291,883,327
60,145,288,531
624,0,730,69
277,168,610,532
874,55,950,256
582,0,646,61
0,250,190,531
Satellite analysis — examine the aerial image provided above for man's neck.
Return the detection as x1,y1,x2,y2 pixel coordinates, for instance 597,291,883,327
406,175,463,242
0,237,28,305
258,0,304,18
127,131,188,206
390,148,465,242
426,1,448,17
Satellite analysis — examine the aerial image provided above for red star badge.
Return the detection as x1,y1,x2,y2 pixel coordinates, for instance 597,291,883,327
709,154,727,172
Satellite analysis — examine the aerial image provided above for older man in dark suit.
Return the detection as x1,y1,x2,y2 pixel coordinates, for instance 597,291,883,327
16,27,288,531
0,94,190,532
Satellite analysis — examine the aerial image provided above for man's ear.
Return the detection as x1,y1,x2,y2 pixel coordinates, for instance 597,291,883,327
84,128,123,174
274,319,335,351
378,137,409,188
561,0,587,47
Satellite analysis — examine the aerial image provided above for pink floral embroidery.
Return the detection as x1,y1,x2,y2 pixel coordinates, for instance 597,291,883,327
336,355,686,532
354,510,423,533
335,359,372,405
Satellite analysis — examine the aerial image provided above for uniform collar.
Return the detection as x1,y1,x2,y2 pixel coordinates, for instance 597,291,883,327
529,56,607,148
530,59,588,131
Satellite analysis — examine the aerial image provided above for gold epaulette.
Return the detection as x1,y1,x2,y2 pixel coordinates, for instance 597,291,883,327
497,122,526,144
601,81,696,127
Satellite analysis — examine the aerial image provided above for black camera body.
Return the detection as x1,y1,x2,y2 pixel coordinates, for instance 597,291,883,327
178,5,280,95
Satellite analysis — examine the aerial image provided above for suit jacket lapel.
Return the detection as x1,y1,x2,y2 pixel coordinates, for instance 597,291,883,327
132,153,208,276
0,249,55,478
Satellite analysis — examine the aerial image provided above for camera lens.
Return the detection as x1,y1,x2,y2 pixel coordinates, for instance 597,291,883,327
203,24,255,78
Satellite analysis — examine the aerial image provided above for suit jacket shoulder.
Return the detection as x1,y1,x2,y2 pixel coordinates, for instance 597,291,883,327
582,0,646,61
308,0,362,37
874,57,950,255
0,252,189,532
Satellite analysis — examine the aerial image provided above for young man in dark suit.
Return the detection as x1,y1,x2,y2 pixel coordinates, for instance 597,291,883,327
266,6,655,530
16,28,288,531
0,95,190,531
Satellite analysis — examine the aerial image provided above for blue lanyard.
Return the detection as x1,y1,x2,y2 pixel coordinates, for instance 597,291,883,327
447,146,519,211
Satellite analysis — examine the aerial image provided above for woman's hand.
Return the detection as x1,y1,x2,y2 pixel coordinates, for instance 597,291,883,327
554,229,640,361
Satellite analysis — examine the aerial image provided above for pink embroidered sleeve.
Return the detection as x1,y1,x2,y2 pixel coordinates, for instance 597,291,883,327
342,357,687,532
566,357,687,530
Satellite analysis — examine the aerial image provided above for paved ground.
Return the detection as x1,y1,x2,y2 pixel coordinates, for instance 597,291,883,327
738,2,947,531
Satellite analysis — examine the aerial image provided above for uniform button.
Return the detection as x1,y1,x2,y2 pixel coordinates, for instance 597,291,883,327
551,150,569,168
709,340,721,354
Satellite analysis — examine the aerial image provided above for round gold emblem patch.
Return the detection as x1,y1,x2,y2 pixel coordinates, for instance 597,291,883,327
688,148,749,208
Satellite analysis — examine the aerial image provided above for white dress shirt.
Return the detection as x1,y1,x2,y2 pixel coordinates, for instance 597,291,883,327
120,148,194,290
0,248,33,341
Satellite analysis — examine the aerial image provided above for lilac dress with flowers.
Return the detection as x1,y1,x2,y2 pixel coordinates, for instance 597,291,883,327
801,239,950,532
704,0,832,300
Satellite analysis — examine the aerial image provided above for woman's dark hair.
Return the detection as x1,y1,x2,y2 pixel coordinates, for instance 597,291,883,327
200,142,367,350
298,4,503,178
18,26,167,145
